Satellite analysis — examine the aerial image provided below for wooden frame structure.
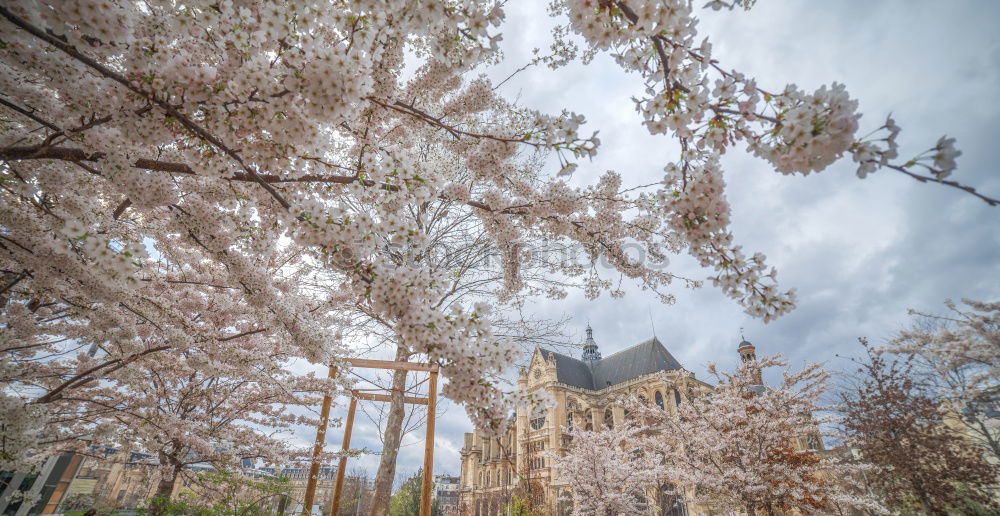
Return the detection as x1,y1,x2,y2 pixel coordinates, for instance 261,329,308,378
301,358,439,516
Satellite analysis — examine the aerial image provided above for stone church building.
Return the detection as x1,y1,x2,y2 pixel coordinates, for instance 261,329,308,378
458,326,760,515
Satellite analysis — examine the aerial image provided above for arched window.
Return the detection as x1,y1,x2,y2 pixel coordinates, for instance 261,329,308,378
530,416,545,430
603,407,614,429
674,388,682,406
658,483,685,516
566,411,574,428
654,391,665,409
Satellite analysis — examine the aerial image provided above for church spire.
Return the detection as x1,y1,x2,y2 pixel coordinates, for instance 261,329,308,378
582,324,602,361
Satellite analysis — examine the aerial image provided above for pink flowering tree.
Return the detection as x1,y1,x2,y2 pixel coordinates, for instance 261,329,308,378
0,234,341,471
2,274,335,510
549,416,666,515
629,358,883,515
0,0,996,505
62,345,327,513
839,340,998,514
881,299,1000,459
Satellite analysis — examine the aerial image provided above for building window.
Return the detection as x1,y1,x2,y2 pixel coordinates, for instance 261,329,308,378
658,483,685,516
530,417,545,430
655,391,664,409
566,412,574,428
674,388,682,406
604,408,614,429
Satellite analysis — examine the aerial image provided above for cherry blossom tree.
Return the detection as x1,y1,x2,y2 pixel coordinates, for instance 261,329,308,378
315,158,576,508
1,1,997,511
33,335,331,514
0,236,341,471
629,357,883,516
839,340,999,514
549,415,666,516
881,299,1000,459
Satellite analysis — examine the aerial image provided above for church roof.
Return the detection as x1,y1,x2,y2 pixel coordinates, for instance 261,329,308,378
539,336,684,390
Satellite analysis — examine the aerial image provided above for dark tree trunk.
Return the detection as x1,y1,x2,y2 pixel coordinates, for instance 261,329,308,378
149,456,182,516
369,346,410,516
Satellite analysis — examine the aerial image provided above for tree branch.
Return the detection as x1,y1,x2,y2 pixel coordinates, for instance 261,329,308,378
0,5,293,210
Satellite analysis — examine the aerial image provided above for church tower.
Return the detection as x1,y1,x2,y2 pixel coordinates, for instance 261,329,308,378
737,338,763,385
581,324,601,361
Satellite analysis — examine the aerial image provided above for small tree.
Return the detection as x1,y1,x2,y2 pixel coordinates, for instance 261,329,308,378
839,340,998,514
501,494,545,516
54,341,327,514
185,469,293,516
549,415,665,515
882,299,1000,460
388,469,423,516
632,357,881,516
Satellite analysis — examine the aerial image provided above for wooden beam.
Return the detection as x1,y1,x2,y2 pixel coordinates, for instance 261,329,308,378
419,369,438,516
343,357,438,372
302,364,337,515
351,391,428,405
329,397,357,516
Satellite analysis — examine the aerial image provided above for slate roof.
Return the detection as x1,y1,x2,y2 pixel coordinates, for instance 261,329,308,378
539,336,684,391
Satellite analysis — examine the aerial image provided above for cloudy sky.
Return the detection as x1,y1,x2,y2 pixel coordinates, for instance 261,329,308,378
290,0,1000,483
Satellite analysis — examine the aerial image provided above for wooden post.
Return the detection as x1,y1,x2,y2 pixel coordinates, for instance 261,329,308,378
329,396,358,516
419,369,438,516
303,364,337,515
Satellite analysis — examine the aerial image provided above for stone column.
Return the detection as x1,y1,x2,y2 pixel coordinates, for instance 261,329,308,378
549,389,564,451
589,407,601,429
613,406,626,427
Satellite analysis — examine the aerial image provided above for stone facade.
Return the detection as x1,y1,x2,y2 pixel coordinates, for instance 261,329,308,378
458,327,714,516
